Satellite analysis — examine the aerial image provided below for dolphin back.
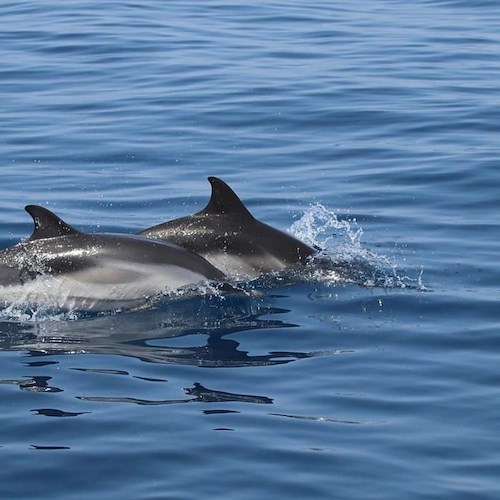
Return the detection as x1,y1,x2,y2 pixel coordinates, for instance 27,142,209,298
138,177,317,277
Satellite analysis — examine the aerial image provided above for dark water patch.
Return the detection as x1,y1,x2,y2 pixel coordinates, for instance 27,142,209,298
30,445,71,451
31,408,90,418
71,368,129,376
78,382,273,408
0,376,63,393
186,382,273,404
133,376,168,383
76,395,190,406
203,409,240,415
23,360,58,367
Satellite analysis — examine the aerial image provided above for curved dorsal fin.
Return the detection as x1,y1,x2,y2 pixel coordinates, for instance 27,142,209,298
199,177,254,220
25,205,81,241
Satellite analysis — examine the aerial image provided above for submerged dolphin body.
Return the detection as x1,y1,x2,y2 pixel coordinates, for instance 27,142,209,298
0,205,225,311
138,177,317,279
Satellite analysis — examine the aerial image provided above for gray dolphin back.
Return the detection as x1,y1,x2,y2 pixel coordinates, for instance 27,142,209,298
138,177,316,276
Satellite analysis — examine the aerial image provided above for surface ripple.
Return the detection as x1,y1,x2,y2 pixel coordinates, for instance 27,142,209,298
1,1,500,499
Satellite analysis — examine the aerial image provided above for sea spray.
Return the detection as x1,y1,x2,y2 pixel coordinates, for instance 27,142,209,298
289,204,427,290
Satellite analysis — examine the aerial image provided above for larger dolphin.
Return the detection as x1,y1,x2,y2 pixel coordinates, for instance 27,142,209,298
0,205,225,311
138,177,317,279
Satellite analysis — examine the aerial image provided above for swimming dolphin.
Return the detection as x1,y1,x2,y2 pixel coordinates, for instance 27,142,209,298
138,177,317,279
0,205,225,311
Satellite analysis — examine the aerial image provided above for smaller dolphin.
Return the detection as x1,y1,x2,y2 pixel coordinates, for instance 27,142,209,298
0,206,225,311
138,177,317,279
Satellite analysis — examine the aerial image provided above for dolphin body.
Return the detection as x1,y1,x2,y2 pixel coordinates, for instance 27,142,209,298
0,205,225,311
138,177,317,279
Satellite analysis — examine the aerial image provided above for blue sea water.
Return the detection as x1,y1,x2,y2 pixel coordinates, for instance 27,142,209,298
1,1,500,498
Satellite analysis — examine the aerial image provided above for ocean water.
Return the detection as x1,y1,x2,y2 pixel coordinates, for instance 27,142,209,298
1,1,500,498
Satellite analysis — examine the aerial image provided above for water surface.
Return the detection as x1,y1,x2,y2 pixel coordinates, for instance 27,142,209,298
1,1,500,498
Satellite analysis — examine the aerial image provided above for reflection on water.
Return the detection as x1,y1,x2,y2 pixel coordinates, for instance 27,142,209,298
0,292,353,434
32,408,90,417
77,382,274,406
0,294,318,368
0,375,62,393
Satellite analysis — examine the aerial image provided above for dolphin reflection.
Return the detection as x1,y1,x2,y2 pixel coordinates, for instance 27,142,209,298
0,294,320,368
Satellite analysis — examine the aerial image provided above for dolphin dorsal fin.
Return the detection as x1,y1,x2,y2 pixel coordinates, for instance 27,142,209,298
200,177,254,220
25,205,81,241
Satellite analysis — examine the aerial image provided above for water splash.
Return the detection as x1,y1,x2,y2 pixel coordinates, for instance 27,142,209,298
290,203,364,250
289,203,427,290
0,279,250,323
0,303,82,323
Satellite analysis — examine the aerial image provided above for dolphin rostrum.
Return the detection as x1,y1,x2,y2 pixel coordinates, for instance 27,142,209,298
0,205,225,311
138,177,317,279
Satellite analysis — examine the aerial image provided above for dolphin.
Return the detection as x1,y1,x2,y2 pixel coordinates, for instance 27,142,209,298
0,205,225,311
138,177,317,279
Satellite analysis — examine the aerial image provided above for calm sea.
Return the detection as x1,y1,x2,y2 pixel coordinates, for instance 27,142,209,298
1,1,499,498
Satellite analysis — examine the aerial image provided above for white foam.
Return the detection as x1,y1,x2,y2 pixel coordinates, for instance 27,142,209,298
290,203,363,250
290,203,427,290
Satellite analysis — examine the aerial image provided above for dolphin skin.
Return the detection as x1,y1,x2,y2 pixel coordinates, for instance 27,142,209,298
0,205,225,311
138,177,317,278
